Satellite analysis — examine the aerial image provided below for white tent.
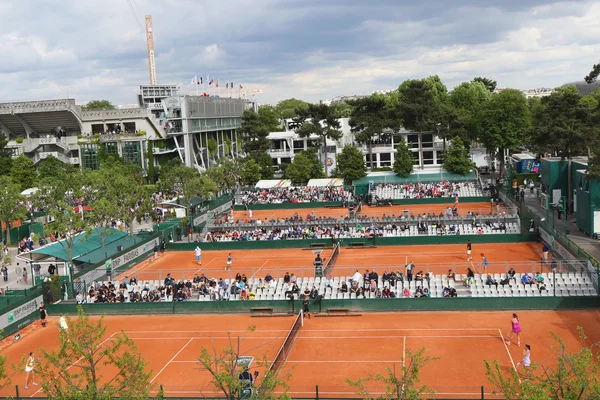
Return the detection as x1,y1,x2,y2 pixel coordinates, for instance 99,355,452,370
306,178,344,187
21,187,40,197
254,180,292,189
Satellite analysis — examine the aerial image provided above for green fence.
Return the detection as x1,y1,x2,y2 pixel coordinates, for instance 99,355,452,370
167,233,535,251
47,295,600,316
0,286,44,337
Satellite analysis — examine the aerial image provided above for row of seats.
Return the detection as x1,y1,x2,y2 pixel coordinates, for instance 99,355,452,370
373,185,484,199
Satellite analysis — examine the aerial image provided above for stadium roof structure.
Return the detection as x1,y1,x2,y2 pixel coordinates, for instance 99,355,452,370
255,179,292,189
21,228,128,264
352,170,478,186
306,178,344,187
0,99,82,138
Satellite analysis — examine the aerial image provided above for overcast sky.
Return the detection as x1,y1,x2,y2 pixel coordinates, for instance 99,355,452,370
1,0,599,106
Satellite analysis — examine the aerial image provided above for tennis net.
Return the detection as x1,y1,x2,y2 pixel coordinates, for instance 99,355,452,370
323,243,341,277
269,310,303,374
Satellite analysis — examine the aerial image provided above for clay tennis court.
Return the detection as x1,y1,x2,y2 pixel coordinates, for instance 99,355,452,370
3,310,599,399
226,202,506,222
124,242,542,282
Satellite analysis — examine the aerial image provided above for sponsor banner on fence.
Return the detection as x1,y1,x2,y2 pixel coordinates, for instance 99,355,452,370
553,240,572,261
0,296,43,330
539,227,553,247
194,201,232,226
111,239,159,270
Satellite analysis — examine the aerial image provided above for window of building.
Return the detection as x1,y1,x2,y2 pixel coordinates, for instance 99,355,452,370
293,140,304,151
422,134,433,148
412,150,420,165
122,141,142,168
406,134,419,149
80,144,100,170
379,152,391,167
435,151,444,165
423,151,434,165
104,142,119,156
91,124,104,134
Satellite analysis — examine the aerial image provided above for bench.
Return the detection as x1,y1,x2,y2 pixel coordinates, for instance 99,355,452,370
313,308,361,318
327,308,350,315
250,307,273,316
349,242,366,247
310,243,326,249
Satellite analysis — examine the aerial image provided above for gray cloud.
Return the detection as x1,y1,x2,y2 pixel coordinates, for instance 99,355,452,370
0,0,598,105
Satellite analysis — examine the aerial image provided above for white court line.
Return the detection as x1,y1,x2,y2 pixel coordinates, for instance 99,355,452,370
127,335,499,340
123,328,500,334
192,258,215,275
250,259,270,280
498,328,520,378
150,338,194,384
402,336,406,368
30,331,118,397
171,360,404,364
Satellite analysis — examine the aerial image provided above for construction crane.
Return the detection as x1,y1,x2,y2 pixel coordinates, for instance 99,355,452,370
145,15,157,85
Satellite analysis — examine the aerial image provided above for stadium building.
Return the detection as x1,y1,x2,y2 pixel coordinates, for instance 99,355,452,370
0,85,250,172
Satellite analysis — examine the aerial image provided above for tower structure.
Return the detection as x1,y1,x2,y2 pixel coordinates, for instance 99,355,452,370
145,15,158,85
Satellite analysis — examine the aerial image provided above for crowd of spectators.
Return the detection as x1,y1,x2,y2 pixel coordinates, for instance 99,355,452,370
373,181,480,199
240,187,351,204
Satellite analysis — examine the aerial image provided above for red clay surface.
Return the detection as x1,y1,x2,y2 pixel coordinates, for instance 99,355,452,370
126,242,543,282
226,202,505,222
3,310,599,399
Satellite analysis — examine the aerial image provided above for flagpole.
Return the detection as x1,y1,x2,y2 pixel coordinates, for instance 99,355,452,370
195,76,199,96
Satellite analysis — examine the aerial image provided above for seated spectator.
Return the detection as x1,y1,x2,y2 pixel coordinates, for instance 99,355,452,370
291,282,300,295
442,287,451,297
447,269,456,281
500,276,510,285
375,288,382,298
290,273,297,283
382,270,390,285
218,278,228,291
449,287,457,297
326,275,333,288
521,274,534,286
535,273,544,287
248,289,255,300
422,287,430,297
264,273,273,283
310,286,319,299
76,292,84,304
507,268,516,282
402,287,411,298
486,276,498,287
465,268,475,286
350,269,362,284
415,271,423,282
382,286,391,298
164,273,175,286
369,279,377,293
340,281,348,293
284,272,291,284
240,288,248,301
414,286,424,298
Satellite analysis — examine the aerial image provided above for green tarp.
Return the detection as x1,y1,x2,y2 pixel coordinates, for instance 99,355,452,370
28,228,128,262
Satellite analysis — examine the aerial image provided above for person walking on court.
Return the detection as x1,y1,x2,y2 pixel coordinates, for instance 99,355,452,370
542,243,549,263
302,288,311,319
466,240,472,262
24,352,37,389
505,313,522,346
516,344,531,369
480,253,489,273
194,246,202,266
225,253,234,271
405,262,414,282
39,302,48,327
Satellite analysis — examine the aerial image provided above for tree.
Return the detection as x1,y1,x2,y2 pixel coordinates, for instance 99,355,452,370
445,81,492,148
205,158,243,192
0,133,12,177
348,94,392,170
293,103,342,176
336,145,366,184
37,154,77,181
530,86,592,209
443,137,475,176
346,347,438,400
35,306,153,399
393,140,414,178
0,176,27,245
275,98,310,120
196,326,292,400
330,102,354,118
258,105,282,131
240,110,270,155
250,151,274,180
166,165,218,217
81,100,115,111
286,148,324,183
472,77,497,92
585,61,600,84
396,76,448,169
485,328,600,400
241,159,262,186
581,89,600,179
10,154,37,189
478,89,531,177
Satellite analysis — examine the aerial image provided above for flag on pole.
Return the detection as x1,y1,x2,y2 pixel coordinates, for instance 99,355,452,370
216,80,220,88
239,84,243,89
209,79,214,86
191,76,197,85
200,77,203,84
226,82,229,89
230,81,234,88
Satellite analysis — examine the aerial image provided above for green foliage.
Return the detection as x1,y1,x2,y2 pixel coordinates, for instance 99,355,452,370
166,165,218,216
196,326,292,400
15,137,24,144
241,110,270,155
136,130,147,136
443,137,474,175
258,105,282,131
397,75,448,134
42,275,62,304
207,138,219,156
251,151,275,180
585,61,600,84
478,88,531,175
37,155,77,181
35,306,153,399
241,159,262,186
0,134,12,176
330,102,354,118
472,76,497,92
347,347,438,400
286,148,324,183
485,328,600,400
275,98,311,119
204,158,243,191
81,100,115,111
10,154,37,189
336,145,366,184
393,140,414,178
293,103,342,175
0,176,28,245
446,81,492,146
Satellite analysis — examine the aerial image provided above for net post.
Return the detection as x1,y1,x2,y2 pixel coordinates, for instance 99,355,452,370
315,384,319,400
15,384,19,400
481,385,485,399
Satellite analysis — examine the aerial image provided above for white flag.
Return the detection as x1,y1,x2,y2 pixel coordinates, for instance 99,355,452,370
191,75,197,85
